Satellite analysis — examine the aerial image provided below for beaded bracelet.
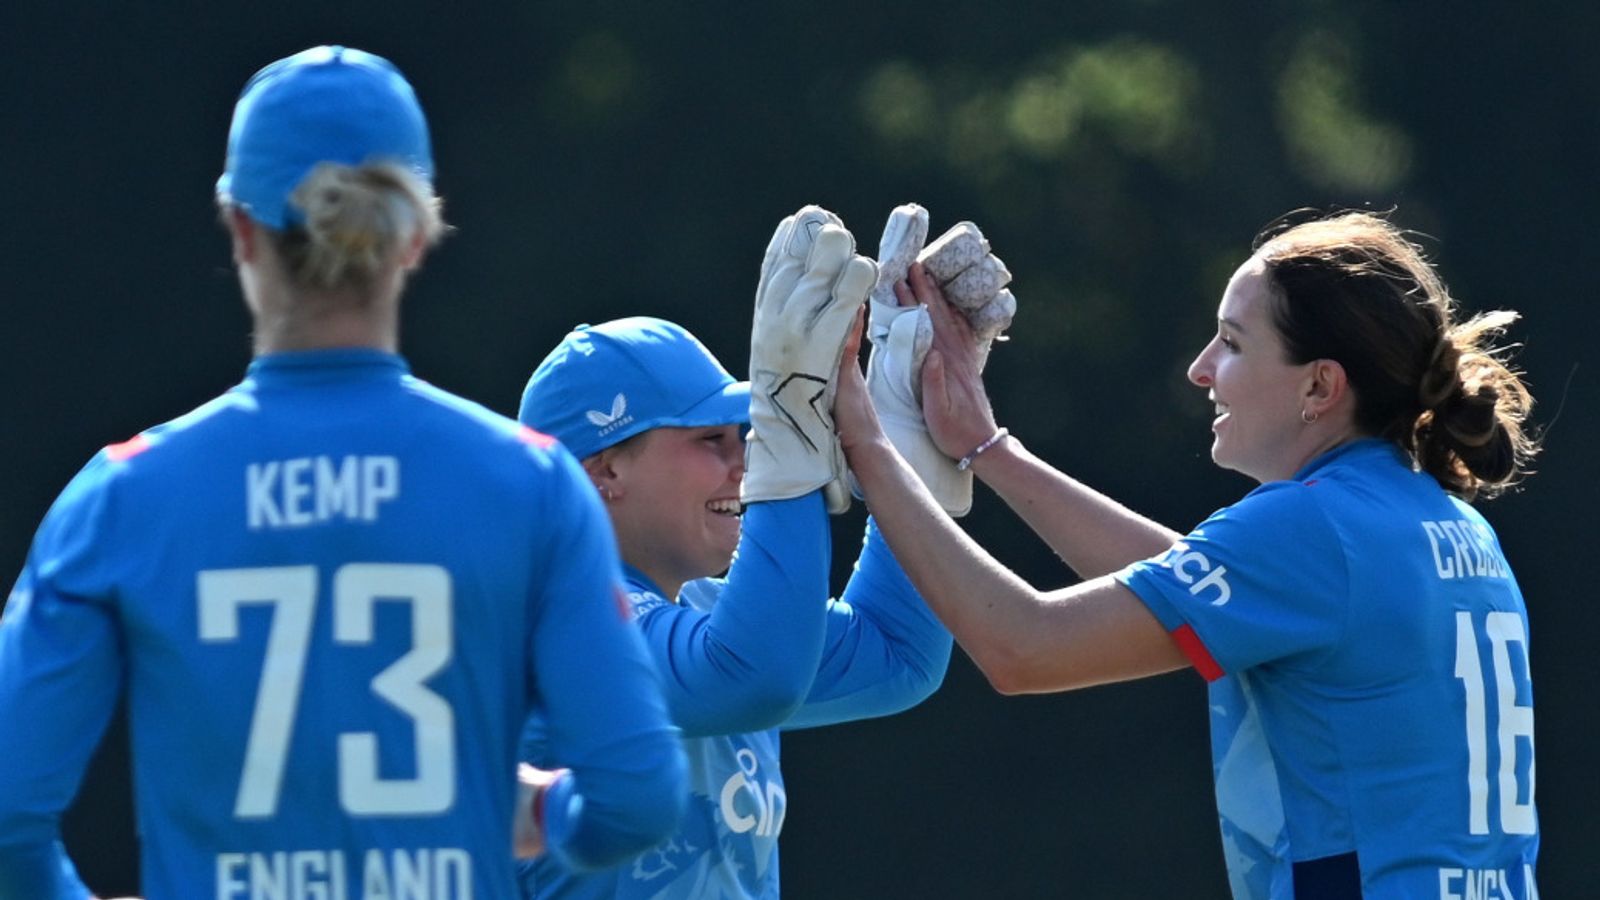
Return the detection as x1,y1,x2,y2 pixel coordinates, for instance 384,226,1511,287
956,428,1010,471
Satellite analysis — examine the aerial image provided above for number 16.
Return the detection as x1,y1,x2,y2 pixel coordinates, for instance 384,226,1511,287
1454,610,1535,835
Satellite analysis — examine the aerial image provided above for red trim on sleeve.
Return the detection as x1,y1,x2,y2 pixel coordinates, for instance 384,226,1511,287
105,434,151,461
1172,624,1225,682
517,425,557,449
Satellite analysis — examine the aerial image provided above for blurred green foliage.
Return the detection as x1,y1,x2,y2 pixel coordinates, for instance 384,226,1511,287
1277,30,1412,191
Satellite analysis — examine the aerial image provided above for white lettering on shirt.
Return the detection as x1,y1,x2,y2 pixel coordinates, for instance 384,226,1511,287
720,748,787,838
215,847,470,899
1437,865,1534,900
1164,543,1233,607
1422,519,1510,580
248,457,400,530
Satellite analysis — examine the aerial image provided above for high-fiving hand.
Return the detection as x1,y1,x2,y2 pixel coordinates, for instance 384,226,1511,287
863,204,1016,515
743,206,878,513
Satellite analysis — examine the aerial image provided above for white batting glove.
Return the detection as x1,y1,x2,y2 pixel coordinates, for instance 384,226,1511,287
862,204,1016,516
743,205,877,513
917,221,1017,369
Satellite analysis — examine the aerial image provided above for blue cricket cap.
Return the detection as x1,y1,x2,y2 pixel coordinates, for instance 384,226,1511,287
519,317,751,460
215,45,433,229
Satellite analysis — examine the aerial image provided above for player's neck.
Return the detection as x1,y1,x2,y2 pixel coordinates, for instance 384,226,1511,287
628,559,686,602
248,283,401,355
253,309,399,355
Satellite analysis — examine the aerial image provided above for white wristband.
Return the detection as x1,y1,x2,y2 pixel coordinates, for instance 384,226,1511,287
956,428,1009,471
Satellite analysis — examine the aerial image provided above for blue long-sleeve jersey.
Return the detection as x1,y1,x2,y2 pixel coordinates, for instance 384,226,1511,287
1120,440,1538,899
519,496,952,899
0,350,687,900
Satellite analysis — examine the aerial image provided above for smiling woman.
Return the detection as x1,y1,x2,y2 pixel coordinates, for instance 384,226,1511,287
1250,214,1536,499
513,306,952,900
584,424,748,597
835,209,1542,899
1188,254,1324,484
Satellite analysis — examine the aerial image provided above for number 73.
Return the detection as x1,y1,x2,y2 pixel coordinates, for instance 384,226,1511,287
198,564,456,819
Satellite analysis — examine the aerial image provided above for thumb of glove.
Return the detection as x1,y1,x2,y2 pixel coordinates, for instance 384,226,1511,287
873,203,929,306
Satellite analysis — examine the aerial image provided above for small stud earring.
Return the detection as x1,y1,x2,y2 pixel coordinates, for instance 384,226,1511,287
1301,409,1319,424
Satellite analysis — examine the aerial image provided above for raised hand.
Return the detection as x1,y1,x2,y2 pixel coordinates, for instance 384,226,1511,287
911,262,1003,467
863,204,1015,515
744,205,877,513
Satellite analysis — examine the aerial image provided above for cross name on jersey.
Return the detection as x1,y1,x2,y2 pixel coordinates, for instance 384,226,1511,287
1422,519,1511,581
247,456,400,530
216,846,470,900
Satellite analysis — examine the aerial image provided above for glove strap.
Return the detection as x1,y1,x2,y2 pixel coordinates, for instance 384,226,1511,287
956,428,1010,471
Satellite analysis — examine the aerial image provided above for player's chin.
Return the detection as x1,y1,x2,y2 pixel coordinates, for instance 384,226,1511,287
718,525,741,561
707,524,740,569
1208,434,1231,470
1208,441,1259,482
702,544,738,579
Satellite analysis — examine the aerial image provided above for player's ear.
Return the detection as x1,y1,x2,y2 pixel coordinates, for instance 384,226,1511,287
224,207,259,264
582,451,623,503
398,227,428,271
1302,358,1349,422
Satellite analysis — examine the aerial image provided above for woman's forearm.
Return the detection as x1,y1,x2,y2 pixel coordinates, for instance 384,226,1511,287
965,433,1180,579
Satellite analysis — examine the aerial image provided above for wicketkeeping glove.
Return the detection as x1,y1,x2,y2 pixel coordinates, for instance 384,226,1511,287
743,205,877,513
861,203,1017,516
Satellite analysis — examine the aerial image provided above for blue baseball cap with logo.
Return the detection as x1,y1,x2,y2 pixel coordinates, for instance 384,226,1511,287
520,317,751,460
215,45,433,229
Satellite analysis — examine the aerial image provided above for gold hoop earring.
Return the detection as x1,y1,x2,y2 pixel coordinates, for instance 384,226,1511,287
1301,409,1319,424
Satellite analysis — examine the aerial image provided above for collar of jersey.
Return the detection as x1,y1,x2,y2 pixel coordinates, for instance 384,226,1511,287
246,348,410,384
1292,437,1402,482
620,562,674,603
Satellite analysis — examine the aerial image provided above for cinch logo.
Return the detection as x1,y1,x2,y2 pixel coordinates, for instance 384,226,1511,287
720,749,785,837
586,393,634,437
1161,542,1233,607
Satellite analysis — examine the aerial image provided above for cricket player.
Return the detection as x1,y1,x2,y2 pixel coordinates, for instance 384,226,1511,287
836,210,1541,898
513,205,1018,898
0,46,685,900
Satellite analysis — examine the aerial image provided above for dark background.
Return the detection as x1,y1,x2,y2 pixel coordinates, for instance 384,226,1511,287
2,3,1594,897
